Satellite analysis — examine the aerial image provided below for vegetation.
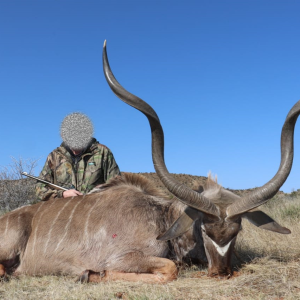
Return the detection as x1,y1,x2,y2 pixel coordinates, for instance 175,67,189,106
0,157,38,212
0,161,300,299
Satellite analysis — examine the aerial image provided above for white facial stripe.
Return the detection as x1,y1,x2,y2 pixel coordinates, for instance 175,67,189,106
201,223,233,256
210,238,232,256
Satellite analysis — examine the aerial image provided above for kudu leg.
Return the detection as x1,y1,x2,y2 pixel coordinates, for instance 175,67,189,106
79,254,178,284
0,264,5,276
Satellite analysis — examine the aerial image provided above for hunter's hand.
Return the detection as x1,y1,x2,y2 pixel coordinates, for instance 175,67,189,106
63,189,83,198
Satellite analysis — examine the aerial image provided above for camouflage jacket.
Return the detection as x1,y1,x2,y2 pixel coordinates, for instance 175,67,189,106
35,138,121,201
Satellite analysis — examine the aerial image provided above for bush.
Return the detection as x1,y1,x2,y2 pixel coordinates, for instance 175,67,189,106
0,157,39,211
279,204,300,221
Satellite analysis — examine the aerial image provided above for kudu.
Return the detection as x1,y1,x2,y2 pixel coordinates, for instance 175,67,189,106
0,41,298,283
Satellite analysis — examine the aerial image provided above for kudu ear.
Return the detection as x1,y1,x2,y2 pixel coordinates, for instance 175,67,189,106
242,209,291,234
157,207,203,241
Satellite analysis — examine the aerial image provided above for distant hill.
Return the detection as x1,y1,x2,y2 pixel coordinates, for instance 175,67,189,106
0,172,290,211
134,172,282,198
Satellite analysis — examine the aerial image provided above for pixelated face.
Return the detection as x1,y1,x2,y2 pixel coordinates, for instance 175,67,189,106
60,112,94,150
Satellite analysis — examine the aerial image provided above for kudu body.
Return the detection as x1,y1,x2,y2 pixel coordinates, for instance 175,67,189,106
0,174,187,282
0,41,298,283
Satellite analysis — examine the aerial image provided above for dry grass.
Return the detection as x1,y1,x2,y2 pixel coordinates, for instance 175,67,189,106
0,195,299,299
1,260,300,299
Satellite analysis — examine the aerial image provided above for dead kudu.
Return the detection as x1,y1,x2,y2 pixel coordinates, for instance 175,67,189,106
0,42,299,283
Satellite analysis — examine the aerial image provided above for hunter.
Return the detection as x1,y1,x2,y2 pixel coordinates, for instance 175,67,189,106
35,112,120,200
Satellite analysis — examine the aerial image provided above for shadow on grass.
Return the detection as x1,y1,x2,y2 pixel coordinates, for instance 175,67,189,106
231,246,293,273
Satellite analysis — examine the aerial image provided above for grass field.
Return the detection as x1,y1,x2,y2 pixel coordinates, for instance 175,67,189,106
0,192,299,299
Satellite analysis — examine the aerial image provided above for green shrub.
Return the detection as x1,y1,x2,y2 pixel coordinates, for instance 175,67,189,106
279,204,300,221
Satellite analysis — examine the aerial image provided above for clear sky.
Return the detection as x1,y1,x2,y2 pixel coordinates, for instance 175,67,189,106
0,1,300,192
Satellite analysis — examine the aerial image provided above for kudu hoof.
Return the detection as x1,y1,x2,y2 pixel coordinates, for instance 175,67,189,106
76,270,107,283
76,270,90,283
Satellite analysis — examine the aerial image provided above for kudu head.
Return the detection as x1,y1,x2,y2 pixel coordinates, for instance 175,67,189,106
102,40,298,277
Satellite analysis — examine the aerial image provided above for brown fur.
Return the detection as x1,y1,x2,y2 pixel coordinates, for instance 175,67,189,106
0,173,204,282
89,173,171,201
1,172,282,280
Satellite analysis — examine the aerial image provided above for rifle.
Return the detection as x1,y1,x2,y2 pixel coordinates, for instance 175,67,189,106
21,172,68,191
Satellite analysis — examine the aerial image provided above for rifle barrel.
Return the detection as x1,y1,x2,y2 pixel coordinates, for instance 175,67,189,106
21,172,68,191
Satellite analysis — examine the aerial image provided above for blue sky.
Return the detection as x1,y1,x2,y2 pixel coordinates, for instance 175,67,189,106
0,1,300,192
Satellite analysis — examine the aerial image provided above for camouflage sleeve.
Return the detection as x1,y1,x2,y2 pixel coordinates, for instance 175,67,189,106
103,150,121,182
35,153,64,201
